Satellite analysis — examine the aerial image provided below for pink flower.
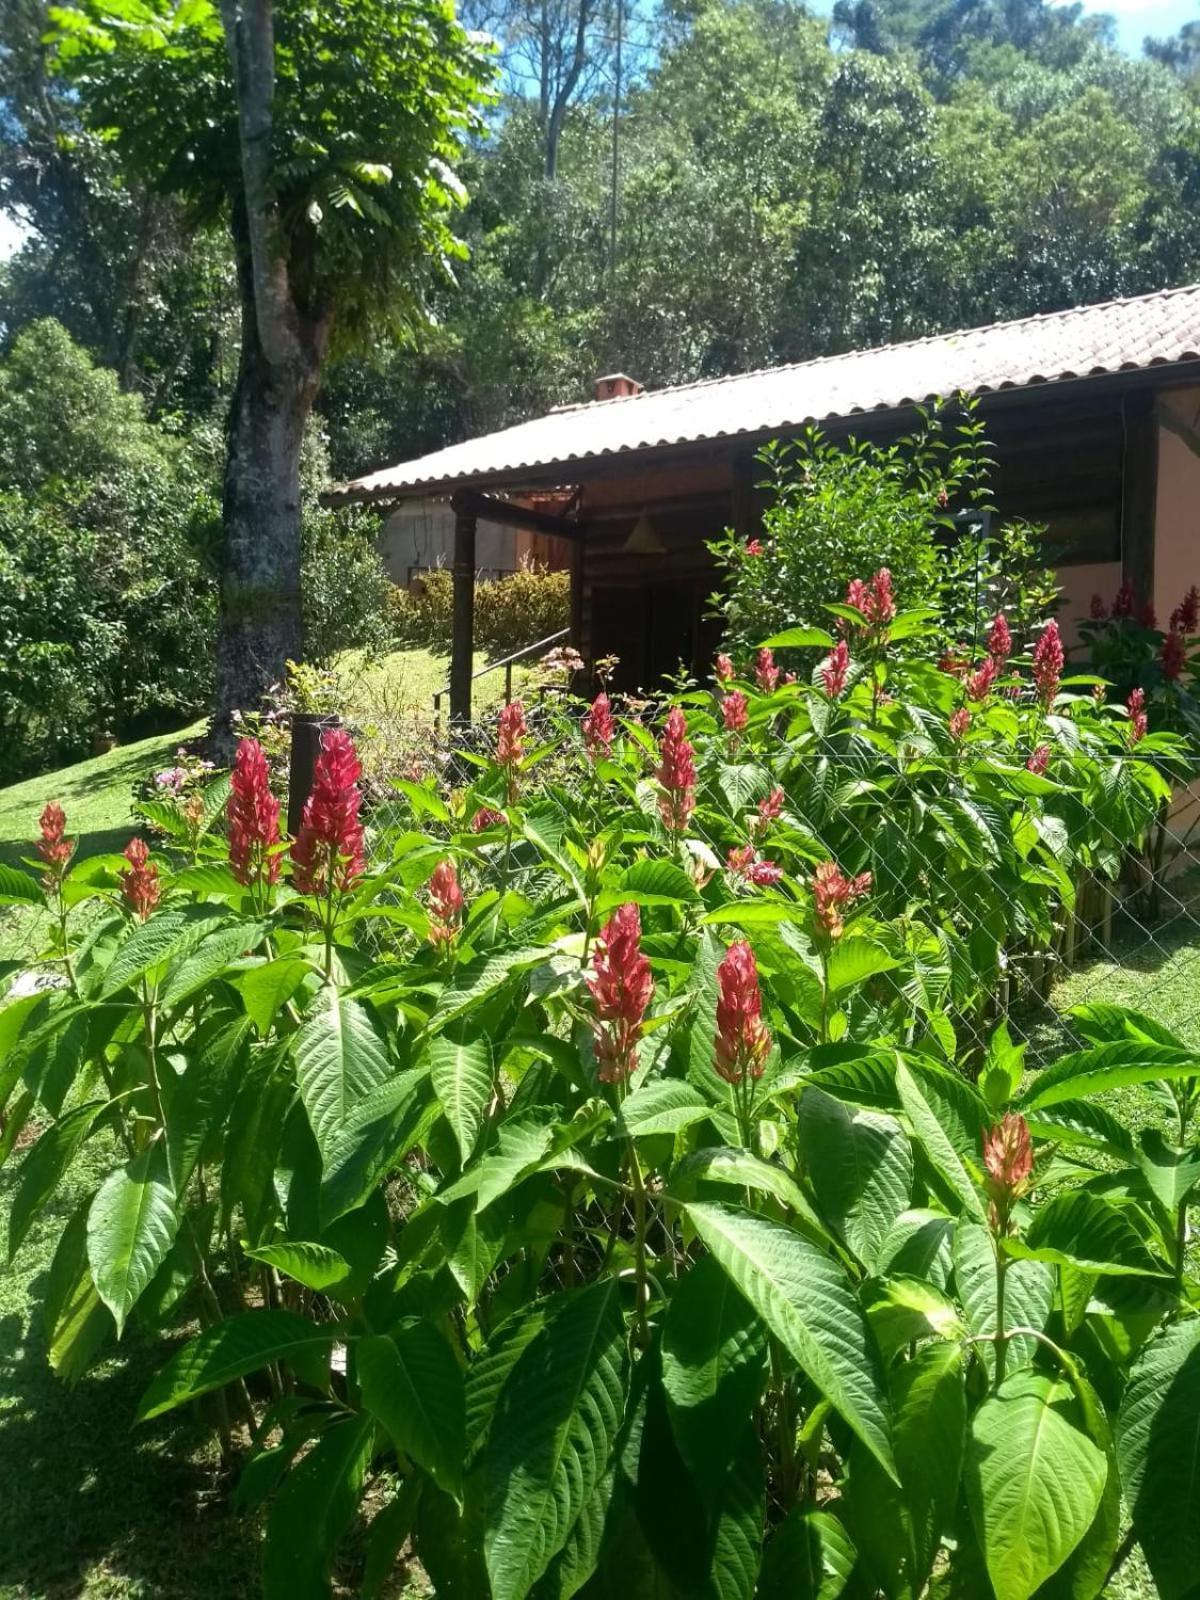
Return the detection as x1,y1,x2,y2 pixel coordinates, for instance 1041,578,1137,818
812,861,872,940
1139,602,1157,629
755,648,779,694
722,691,748,734
588,903,654,1084
758,786,785,824
726,845,783,887
745,539,764,557
865,568,896,625
657,708,696,833
987,613,1012,664
1112,581,1135,620
949,707,971,741
822,640,850,698
582,692,615,763
1032,621,1064,706
714,941,771,1085
36,802,73,878
1172,585,1200,633
1162,629,1187,681
497,701,526,765
1026,744,1051,775
939,647,968,678
471,807,507,832
983,1113,1034,1232
715,652,735,684
427,859,465,947
845,577,870,617
1127,687,1148,744
965,656,999,702
1089,593,1108,621
227,738,281,889
291,729,365,897
120,837,159,919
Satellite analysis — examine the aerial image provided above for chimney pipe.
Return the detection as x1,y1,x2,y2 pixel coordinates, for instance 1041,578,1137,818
593,372,643,402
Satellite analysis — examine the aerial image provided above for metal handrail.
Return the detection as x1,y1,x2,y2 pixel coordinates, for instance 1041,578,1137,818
433,628,569,730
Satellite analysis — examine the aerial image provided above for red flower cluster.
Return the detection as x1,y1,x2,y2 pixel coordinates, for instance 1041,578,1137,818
588,903,654,1084
812,860,871,940
1032,620,1064,705
1140,602,1158,629
1112,580,1136,620
965,656,999,703
1026,743,1051,776
939,646,968,678
821,640,850,698
745,539,764,557
1127,687,1148,745
726,845,783,887
291,729,365,898
582,692,615,762
987,612,1012,663
758,786,785,825
845,567,896,628
1089,593,1108,620
722,690,749,734
982,1112,1034,1233
1171,585,1200,633
497,701,526,765
427,859,465,947
755,648,779,693
120,837,160,919
36,802,73,883
949,707,971,741
1162,628,1187,681
657,708,696,832
227,738,281,889
471,807,507,832
715,652,735,684
714,941,771,1085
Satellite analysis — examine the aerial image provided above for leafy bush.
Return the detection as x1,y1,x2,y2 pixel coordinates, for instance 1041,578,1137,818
4,583,1200,1599
300,503,395,666
388,561,570,658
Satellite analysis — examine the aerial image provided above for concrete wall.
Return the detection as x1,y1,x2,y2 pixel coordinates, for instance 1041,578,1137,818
380,499,518,585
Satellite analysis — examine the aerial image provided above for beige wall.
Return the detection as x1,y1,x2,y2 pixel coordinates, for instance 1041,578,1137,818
1154,404,1200,627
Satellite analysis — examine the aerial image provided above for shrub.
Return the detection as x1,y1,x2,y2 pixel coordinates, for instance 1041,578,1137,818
6,578,1200,1599
301,503,394,665
386,561,569,657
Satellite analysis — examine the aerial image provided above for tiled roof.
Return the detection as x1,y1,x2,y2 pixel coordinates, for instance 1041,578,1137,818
334,284,1200,502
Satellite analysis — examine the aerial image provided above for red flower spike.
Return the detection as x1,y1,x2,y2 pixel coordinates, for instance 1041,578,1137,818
1162,629,1187,681
1090,593,1108,620
822,639,850,698
982,1113,1034,1233
965,656,999,702
1112,581,1135,620
1026,744,1051,775
727,845,783,887
582,692,615,763
714,940,771,1085
291,729,365,897
427,858,465,947
722,691,748,733
36,802,74,878
497,701,526,766
1139,602,1157,629
812,860,872,941
228,738,281,888
987,613,1012,664
120,837,160,919
1032,621,1064,706
588,903,654,1084
1127,687,1148,744
745,539,763,557
657,708,696,833
866,568,896,625
758,786,785,824
949,707,971,741
471,807,507,832
715,652,735,684
1178,586,1200,634
755,648,779,694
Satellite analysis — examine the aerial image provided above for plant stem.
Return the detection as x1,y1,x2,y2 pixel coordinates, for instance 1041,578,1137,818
628,1140,649,1348
993,1240,1009,1390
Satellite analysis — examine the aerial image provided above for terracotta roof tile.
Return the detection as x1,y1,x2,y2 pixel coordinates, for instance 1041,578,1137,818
335,283,1200,501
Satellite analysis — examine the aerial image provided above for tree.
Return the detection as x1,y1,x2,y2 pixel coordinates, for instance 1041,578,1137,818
52,0,491,748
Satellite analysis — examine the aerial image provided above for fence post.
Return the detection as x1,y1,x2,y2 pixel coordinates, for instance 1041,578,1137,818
288,712,342,838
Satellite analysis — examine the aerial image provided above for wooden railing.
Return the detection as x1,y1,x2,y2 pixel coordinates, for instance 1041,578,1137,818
432,628,569,732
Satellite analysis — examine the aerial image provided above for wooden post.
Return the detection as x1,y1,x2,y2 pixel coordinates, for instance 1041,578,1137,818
569,536,585,652
450,501,477,728
1121,391,1158,607
287,712,341,838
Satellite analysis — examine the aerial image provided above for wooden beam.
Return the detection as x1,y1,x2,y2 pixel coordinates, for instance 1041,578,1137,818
450,487,587,542
569,535,584,652
450,502,477,727
1120,392,1159,606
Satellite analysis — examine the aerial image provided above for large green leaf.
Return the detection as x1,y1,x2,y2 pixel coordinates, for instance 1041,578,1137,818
1135,1129,1200,1215
6,1099,105,1262
668,1146,824,1236
896,1060,986,1222
230,957,313,1034
432,947,553,1031
295,989,395,1161
686,1200,896,1480
44,1194,113,1382
1116,1317,1200,1599
483,1279,628,1600
965,1373,1107,1600
707,1420,764,1600
757,1508,856,1600
358,1324,465,1499
165,1014,252,1193
1005,1191,1164,1277
86,1145,178,1335
159,919,269,1010
138,1309,338,1420
262,1414,375,1600
99,906,227,998
243,1240,350,1291
320,1067,432,1224
824,937,900,996
0,862,42,904
954,1221,1053,1380
797,1086,912,1267
615,1076,715,1138
428,1034,493,1163
1020,1041,1200,1110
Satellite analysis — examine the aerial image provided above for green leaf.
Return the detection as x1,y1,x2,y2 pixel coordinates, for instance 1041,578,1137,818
320,1068,433,1225
159,919,269,1010
1116,1317,1200,1600
230,957,312,1034
615,1076,714,1138
428,1034,493,1163
1024,1099,1136,1161
965,1372,1107,1600
86,1144,178,1336
0,862,42,904
954,1221,1054,1380
759,626,836,649
686,1200,895,1481
613,857,699,906
138,1309,339,1420
1005,1191,1165,1277
757,1507,856,1600
6,1099,105,1262
165,1015,252,1193
262,1414,375,1600
483,1279,628,1600
99,906,227,998
896,1059,986,1221
44,1194,113,1382
669,1146,823,1233
358,1324,465,1499
1020,1041,1200,1110
244,1240,350,1291
432,947,553,1031
295,989,394,1161
1135,1129,1200,1215
707,1420,763,1600
797,1086,912,1268
824,937,900,995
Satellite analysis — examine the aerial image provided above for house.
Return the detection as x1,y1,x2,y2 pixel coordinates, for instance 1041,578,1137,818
329,285,1200,724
